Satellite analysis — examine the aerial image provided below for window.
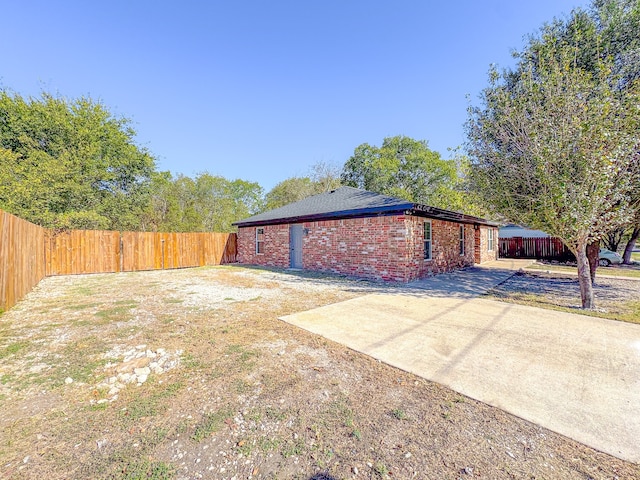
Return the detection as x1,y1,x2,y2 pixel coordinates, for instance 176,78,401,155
488,228,495,251
256,228,264,254
459,225,465,256
423,221,432,260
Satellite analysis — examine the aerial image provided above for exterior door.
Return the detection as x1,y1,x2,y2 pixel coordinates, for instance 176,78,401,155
289,224,303,269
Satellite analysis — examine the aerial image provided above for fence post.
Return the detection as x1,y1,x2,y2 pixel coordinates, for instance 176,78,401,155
120,235,124,272
161,238,165,270
44,230,48,276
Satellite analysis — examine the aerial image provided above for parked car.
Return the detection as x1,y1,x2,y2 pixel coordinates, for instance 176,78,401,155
599,248,623,266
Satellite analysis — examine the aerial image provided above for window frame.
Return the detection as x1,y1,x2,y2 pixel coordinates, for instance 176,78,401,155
459,225,465,256
256,227,265,254
487,228,495,251
423,221,432,261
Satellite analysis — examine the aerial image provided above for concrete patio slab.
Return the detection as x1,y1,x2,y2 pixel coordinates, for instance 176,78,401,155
281,293,640,463
406,259,533,297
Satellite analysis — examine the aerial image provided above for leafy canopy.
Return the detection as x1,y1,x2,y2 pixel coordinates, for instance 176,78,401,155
265,177,318,210
264,161,341,210
143,172,263,232
0,89,266,233
340,135,474,213
0,91,155,230
465,0,640,307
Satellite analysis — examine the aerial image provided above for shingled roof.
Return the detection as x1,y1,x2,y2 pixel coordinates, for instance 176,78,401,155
233,187,410,227
233,186,494,227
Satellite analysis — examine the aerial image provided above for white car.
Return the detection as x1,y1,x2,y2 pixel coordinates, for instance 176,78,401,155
599,248,623,266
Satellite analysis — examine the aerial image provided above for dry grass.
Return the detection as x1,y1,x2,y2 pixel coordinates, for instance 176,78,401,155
0,266,638,479
527,261,640,278
489,270,640,324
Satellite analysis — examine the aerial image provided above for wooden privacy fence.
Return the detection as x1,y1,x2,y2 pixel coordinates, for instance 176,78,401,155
0,209,47,312
0,208,237,311
120,231,236,272
499,236,575,261
46,230,237,275
46,229,122,275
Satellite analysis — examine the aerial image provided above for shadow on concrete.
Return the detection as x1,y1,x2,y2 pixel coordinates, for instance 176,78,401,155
364,297,468,353
226,264,518,299
433,302,514,379
407,266,517,298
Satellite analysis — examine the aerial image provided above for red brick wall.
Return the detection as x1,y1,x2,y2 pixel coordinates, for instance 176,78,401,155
474,226,498,264
405,216,476,281
302,216,409,281
237,224,289,268
237,214,480,282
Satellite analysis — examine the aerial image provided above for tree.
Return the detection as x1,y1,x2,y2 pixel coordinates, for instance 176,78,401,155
142,173,200,232
604,228,626,252
622,221,640,263
466,11,640,308
588,0,640,264
265,177,317,210
519,0,640,265
619,187,640,263
0,90,156,230
264,161,342,210
341,136,474,212
309,161,342,192
603,221,640,261
144,172,263,232
212,176,264,231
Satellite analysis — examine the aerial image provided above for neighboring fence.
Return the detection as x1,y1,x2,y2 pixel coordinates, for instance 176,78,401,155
499,236,575,261
0,210,47,312
0,208,238,311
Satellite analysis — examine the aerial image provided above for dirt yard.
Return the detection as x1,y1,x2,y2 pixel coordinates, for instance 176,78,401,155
488,269,640,323
0,266,638,479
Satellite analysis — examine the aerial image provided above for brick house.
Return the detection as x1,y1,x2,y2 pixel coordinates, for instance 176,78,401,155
233,187,498,282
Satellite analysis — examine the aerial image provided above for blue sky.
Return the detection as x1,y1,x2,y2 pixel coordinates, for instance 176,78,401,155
1,0,589,191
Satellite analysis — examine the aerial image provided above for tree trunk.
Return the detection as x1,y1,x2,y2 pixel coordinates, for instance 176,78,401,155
576,244,595,309
622,226,640,264
586,240,599,285
605,228,624,252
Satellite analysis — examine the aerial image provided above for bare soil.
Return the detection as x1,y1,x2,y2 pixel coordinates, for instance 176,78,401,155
0,266,638,479
489,269,640,323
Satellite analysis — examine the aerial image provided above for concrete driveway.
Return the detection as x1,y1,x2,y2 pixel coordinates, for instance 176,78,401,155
280,264,640,463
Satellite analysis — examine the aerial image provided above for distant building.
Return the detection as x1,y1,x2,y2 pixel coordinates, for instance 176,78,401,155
499,224,550,239
498,224,574,261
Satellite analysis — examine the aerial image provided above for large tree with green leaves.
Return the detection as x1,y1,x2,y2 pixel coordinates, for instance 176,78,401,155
523,0,640,264
143,172,263,232
0,90,156,230
341,135,472,212
142,172,199,232
192,173,263,231
466,1,640,308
